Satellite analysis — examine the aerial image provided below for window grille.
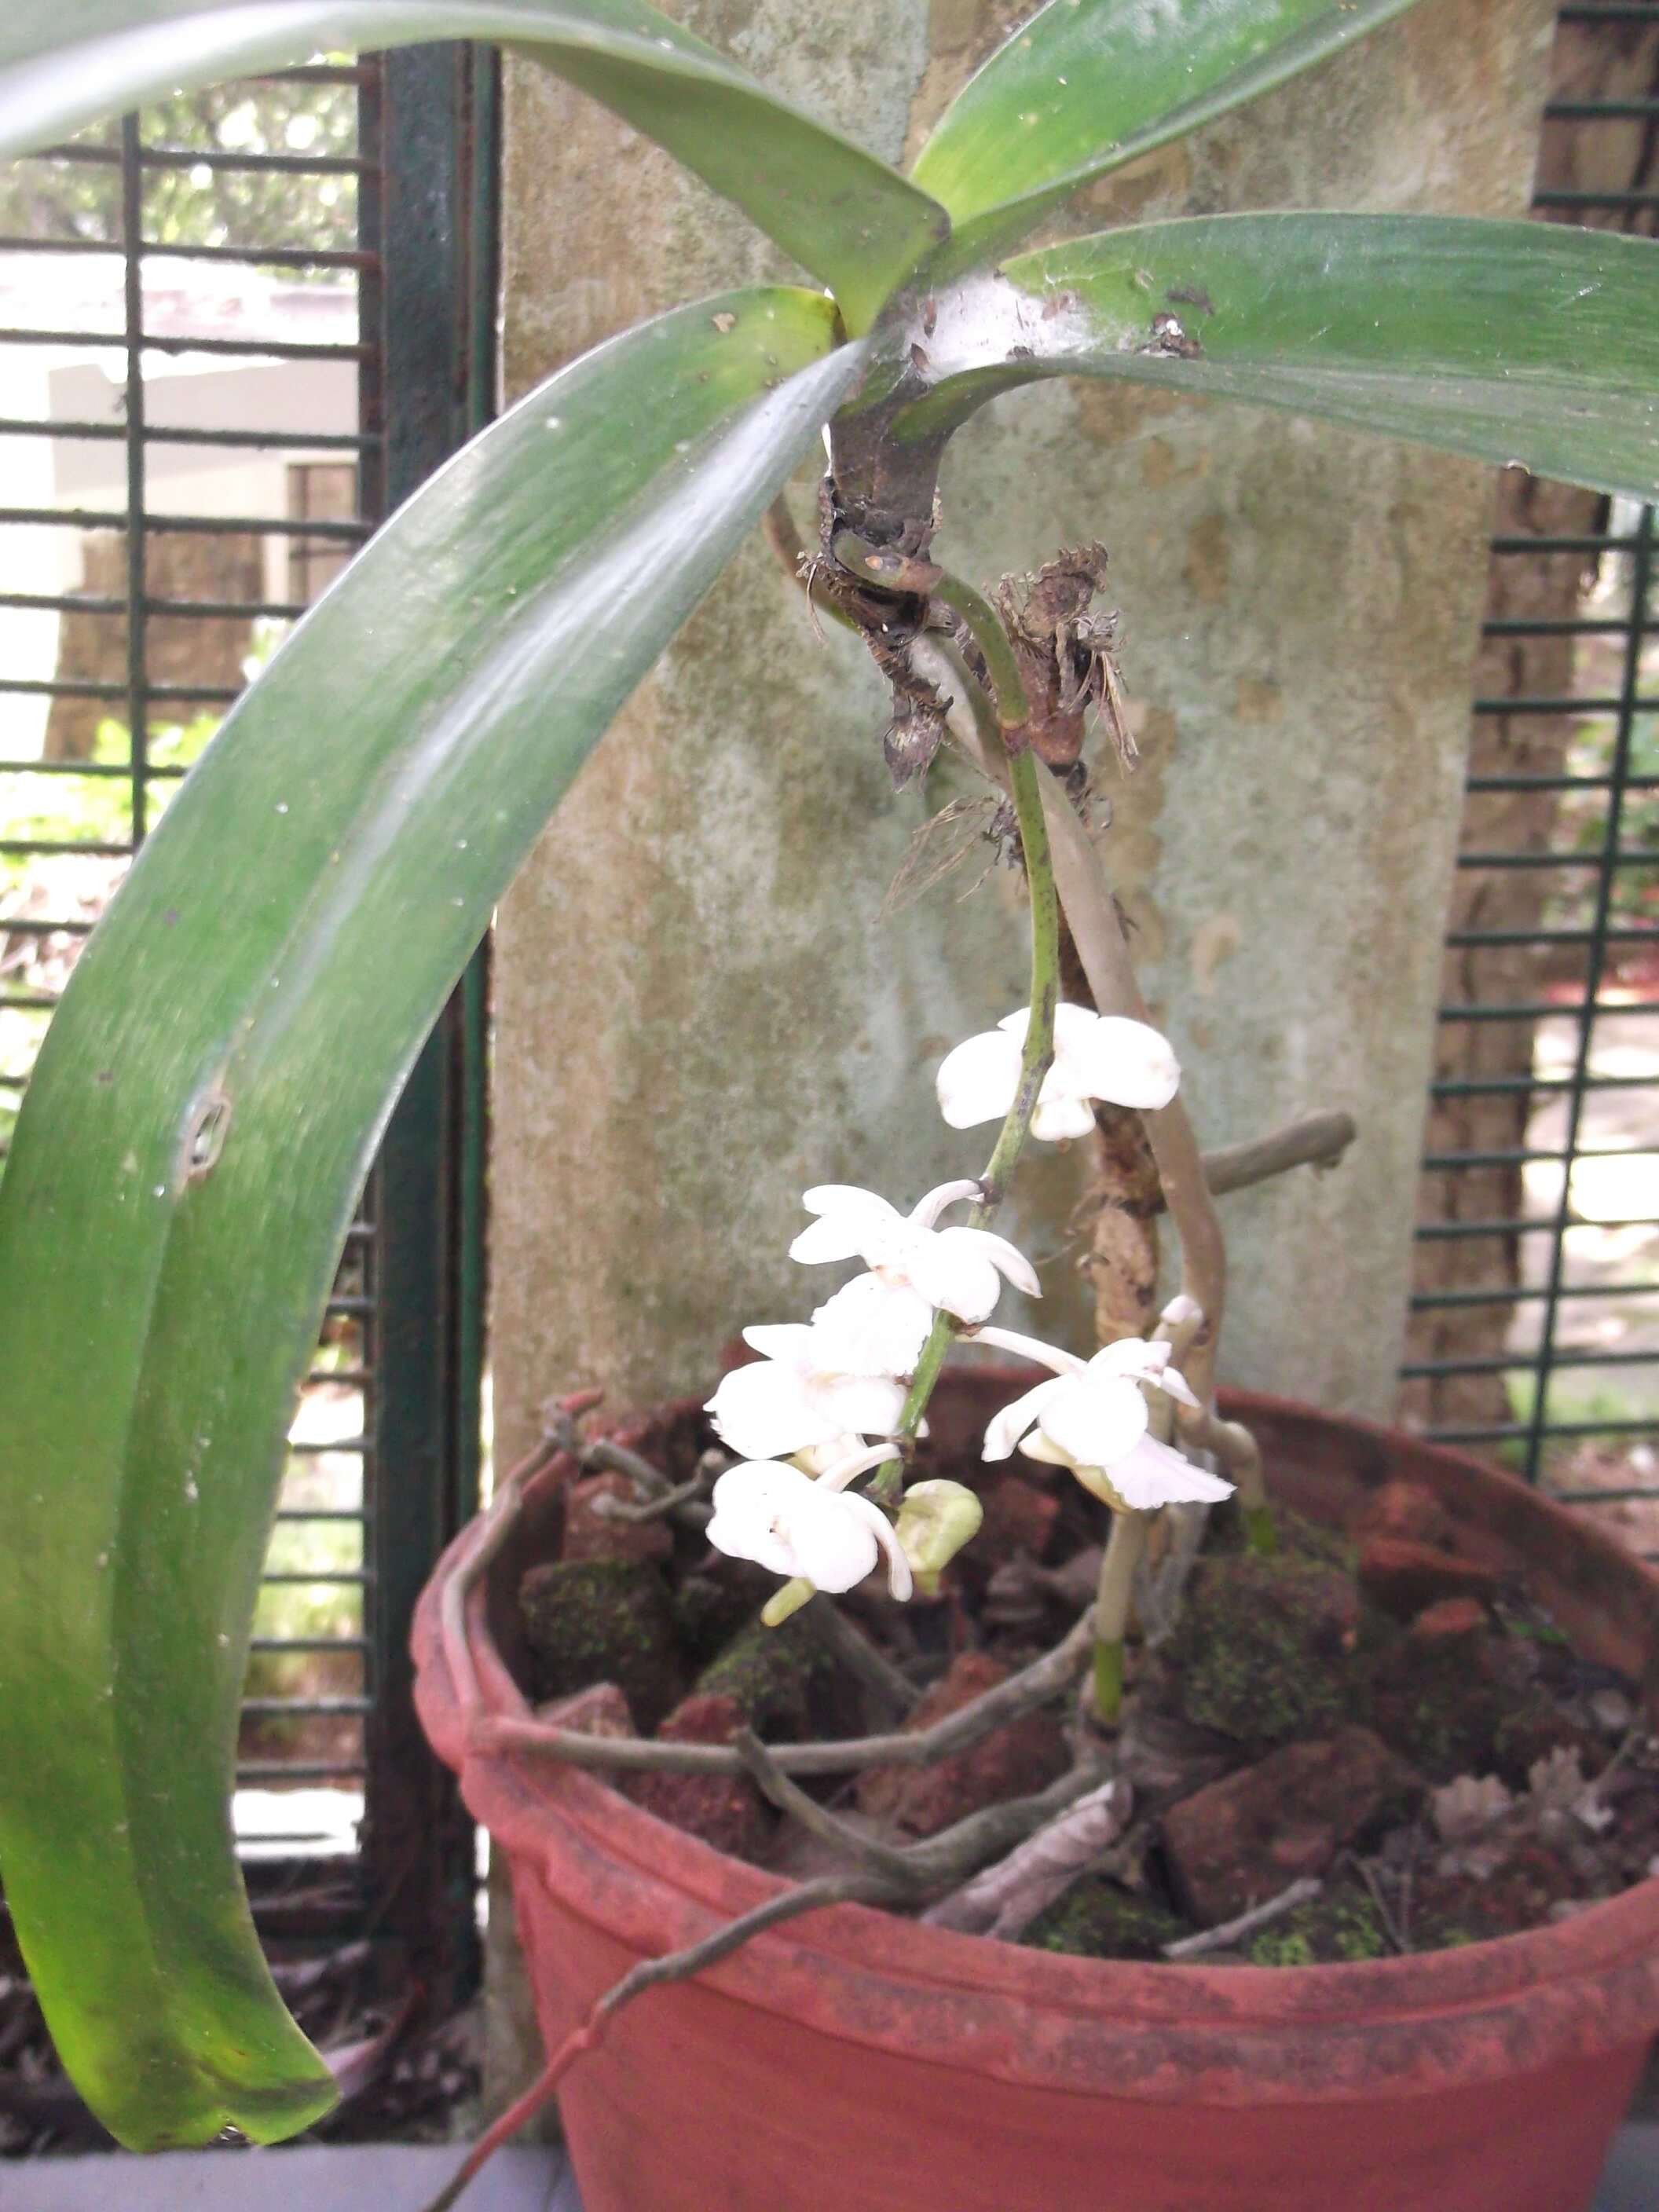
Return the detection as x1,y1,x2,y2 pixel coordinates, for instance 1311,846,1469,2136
1402,0,1659,1558
0,48,495,1983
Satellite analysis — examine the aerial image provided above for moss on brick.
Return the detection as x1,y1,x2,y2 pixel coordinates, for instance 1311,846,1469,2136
518,1556,682,1731
1020,1877,1192,1961
1245,1888,1390,1966
697,1609,859,1742
1161,1552,1357,1749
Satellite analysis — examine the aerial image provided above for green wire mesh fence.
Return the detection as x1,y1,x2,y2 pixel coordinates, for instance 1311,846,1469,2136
1402,0,1659,1555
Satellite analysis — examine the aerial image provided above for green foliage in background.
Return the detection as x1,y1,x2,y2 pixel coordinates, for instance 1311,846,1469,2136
0,75,357,258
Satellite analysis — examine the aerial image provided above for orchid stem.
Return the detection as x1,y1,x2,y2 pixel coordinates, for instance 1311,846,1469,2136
1174,1399,1274,1554
762,1575,816,1625
872,683,1059,1505
928,570,1031,734
976,750,1057,1210
1093,1634,1125,1725
1241,1502,1278,1556
1091,1509,1148,1726
917,630,1234,1410
1096,1393,1165,1704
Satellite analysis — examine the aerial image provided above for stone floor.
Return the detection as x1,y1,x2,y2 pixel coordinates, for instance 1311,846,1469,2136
1599,2123,1659,2212
5,2142,579,2211
5,2126,1657,2210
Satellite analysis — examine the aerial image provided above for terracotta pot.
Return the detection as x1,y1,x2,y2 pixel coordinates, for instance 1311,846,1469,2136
413,1379,1659,2212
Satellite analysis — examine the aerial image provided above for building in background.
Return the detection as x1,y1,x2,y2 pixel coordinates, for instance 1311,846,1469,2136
0,250,355,763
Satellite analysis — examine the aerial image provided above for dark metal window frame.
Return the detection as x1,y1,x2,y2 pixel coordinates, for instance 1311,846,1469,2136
357,42,495,1993
0,46,496,1992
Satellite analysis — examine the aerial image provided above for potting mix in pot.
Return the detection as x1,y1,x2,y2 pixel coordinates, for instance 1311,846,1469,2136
511,1158,1659,1977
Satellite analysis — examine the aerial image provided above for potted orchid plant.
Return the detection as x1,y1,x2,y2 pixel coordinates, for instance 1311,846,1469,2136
3,0,1659,2205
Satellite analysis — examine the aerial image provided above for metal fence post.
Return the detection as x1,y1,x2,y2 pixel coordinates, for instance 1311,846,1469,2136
361,40,496,2001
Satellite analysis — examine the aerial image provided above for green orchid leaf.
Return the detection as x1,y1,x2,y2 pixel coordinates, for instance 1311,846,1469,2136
891,214,1659,502
0,285,861,2151
0,2,946,331
910,0,1419,273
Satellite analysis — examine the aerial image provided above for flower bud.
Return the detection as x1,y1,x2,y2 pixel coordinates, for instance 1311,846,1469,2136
894,1480,984,1596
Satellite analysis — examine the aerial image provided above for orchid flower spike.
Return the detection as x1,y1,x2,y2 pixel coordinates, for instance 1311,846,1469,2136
791,1179,1040,1328
705,1312,908,1463
706,1458,914,1600
936,1003,1181,1141
979,1330,1230,1513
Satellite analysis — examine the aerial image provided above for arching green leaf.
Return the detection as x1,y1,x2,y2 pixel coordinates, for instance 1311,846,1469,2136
0,1,946,330
0,285,861,2150
892,215,1659,501
911,0,1419,274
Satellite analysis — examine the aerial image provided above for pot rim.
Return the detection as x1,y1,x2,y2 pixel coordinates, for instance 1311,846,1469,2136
416,1386,1659,2104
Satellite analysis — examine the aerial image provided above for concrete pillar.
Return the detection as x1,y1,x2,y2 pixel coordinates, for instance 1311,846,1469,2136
484,0,1555,2114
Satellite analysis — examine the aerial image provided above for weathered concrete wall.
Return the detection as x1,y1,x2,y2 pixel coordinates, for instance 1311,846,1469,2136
493,0,1036,1481
495,0,1555,1453
484,0,1553,2110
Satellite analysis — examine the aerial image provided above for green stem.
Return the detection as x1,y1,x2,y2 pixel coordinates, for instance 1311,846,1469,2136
1173,1397,1273,1554
928,571,1031,734
917,629,1232,1406
1090,1389,1166,1716
867,618,1058,1507
1091,1509,1148,1727
976,754,1057,1213
1242,1503,1279,1557
762,1575,817,1625
1093,1635,1124,1726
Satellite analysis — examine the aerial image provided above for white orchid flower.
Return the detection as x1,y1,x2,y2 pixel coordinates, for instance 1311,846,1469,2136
804,1272,932,1389
936,1003,1181,1141
977,1328,1229,1512
706,1450,913,1599
791,1179,1040,1327
791,1434,866,1478
705,1314,907,1462
1027,1426,1232,1513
